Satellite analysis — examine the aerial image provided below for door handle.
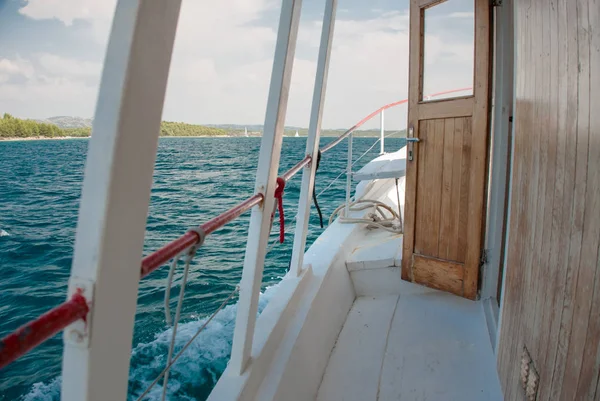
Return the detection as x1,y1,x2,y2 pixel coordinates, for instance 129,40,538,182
407,126,419,161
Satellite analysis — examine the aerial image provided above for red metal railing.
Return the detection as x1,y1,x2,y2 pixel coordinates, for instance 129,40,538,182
281,155,311,183
0,292,89,369
141,193,264,278
320,87,471,153
0,88,472,369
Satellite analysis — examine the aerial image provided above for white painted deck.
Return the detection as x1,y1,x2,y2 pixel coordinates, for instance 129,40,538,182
317,291,503,401
209,147,503,401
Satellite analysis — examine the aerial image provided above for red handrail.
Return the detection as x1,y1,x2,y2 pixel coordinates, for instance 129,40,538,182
141,194,264,278
0,292,89,369
0,87,471,369
281,155,311,183
320,87,471,153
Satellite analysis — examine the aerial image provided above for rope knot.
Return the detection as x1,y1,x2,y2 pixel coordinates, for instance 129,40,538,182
274,177,286,243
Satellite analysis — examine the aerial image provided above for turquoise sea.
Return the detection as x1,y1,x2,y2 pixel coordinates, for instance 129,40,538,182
0,136,405,400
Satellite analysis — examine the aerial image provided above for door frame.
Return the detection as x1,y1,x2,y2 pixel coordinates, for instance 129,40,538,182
481,0,515,352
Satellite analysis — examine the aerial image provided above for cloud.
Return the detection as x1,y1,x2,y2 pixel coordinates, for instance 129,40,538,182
10,0,474,130
448,12,475,18
19,0,114,26
0,54,101,117
0,58,35,83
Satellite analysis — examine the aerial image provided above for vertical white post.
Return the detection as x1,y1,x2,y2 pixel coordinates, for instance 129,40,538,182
61,1,181,400
380,109,385,154
289,0,337,277
345,133,353,216
229,0,303,375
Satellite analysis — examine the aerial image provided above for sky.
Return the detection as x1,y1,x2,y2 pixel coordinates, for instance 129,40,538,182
0,0,474,130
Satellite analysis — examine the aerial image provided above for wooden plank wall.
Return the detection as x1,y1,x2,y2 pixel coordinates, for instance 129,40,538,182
497,0,600,399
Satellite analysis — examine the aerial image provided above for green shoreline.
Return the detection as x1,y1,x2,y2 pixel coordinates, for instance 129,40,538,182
1,113,406,141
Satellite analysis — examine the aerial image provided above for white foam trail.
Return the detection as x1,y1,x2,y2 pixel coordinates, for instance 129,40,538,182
22,377,61,401
23,281,283,401
128,282,281,400
0,229,9,237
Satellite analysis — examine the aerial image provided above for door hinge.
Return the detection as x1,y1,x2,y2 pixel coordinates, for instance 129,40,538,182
491,0,502,6
480,249,489,267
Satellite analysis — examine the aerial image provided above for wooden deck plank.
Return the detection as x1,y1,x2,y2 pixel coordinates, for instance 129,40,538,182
426,118,445,257
552,0,592,397
575,1,600,397
462,0,491,300
536,2,567,399
414,120,429,255
438,118,455,260
449,117,464,262
527,0,553,369
561,0,598,395
457,116,472,264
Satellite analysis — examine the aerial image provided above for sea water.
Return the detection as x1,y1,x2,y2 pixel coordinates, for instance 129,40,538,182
0,136,405,400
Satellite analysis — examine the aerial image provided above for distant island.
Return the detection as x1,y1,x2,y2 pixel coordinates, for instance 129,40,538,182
0,113,405,140
0,113,231,139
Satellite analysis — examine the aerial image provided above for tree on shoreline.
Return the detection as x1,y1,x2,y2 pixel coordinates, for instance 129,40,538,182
0,114,229,138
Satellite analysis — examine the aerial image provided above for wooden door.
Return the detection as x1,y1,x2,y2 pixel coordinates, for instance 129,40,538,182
401,0,491,300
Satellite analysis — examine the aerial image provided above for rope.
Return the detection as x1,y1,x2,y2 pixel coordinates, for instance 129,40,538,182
164,228,205,326
163,254,182,326
266,218,296,255
274,177,286,243
161,245,197,401
312,150,324,228
329,199,403,234
136,285,240,401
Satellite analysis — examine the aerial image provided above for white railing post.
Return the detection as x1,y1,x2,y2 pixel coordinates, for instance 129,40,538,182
380,109,385,154
289,0,337,277
229,0,303,375
60,1,182,400
345,132,353,216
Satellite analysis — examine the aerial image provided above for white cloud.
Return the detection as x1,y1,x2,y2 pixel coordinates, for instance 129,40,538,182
19,0,114,26
11,1,474,130
0,54,101,118
448,12,475,18
38,54,102,80
0,58,35,83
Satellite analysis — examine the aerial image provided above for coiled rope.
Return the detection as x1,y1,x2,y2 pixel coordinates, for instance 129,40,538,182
329,199,403,234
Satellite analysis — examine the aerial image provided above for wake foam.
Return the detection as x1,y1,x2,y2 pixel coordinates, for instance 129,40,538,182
23,282,282,401
0,229,9,237
22,377,61,401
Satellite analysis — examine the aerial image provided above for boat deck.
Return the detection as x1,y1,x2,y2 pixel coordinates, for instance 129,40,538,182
316,290,503,401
